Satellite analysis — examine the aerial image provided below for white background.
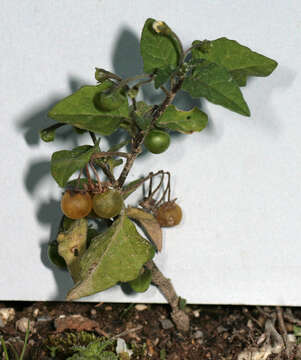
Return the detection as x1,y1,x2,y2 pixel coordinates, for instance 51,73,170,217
1,0,300,304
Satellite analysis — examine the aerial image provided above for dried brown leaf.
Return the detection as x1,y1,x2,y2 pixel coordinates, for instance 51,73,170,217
126,207,162,251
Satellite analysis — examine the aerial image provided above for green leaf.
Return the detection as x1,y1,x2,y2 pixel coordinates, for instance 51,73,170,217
48,80,129,135
140,18,179,74
131,101,152,130
67,339,117,360
178,297,187,310
294,325,301,337
128,268,152,293
154,66,176,89
57,219,88,283
66,214,153,300
121,178,144,199
107,139,129,152
183,61,250,116
192,38,278,86
106,158,123,173
126,207,162,251
51,143,98,187
157,104,208,134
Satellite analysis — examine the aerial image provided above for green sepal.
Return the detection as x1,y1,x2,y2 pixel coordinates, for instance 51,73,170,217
191,37,278,86
183,60,250,116
48,80,129,135
157,104,208,134
128,268,152,293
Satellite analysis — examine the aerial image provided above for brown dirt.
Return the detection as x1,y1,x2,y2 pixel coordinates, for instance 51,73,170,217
0,302,300,359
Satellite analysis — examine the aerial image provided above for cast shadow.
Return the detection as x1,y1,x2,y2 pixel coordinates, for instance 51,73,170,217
17,77,87,147
38,198,74,300
245,65,296,136
20,77,91,299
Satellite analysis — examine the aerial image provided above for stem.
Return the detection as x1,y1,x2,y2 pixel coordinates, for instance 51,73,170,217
89,131,97,144
89,161,102,192
120,170,165,197
41,122,65,132
88,132,117,185
0,337,9,360
19,320,30,360
117,76,185,188
160,85,171,97
92,151,130,160
85,164,93,191
145,260,190,333
117,73,151,90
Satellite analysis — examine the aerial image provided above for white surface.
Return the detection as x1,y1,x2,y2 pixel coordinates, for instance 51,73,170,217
1,0,300,304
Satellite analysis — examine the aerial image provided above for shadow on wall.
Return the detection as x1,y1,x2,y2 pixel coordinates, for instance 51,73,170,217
18,77,89,300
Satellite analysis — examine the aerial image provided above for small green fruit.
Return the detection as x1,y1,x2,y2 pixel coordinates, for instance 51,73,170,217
144,130,170,154
95,88,126,111
48,241,67,270
40,128,55,142
92,190,124,218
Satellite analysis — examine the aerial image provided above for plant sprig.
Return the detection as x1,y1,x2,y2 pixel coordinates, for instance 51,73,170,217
41,17,277,332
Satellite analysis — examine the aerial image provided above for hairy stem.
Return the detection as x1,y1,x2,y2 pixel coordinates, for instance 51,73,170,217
145,260,190,333
89,132,117,185
117,76,184,188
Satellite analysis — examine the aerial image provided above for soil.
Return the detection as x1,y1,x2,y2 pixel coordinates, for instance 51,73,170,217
0,302,300,359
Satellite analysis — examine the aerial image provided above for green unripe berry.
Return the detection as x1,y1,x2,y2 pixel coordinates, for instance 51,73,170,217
40,128,55,142
48,241,67,270
144,130,170,154
95,88,126,111
92,190,124,219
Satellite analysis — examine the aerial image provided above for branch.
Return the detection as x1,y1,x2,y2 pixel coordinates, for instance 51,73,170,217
145,260,190,333
91,152,130,160
117,76,185,188
88,132,117,185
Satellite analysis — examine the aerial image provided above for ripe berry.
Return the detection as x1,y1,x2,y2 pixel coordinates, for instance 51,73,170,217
61,191,92,220
155,201,182,227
